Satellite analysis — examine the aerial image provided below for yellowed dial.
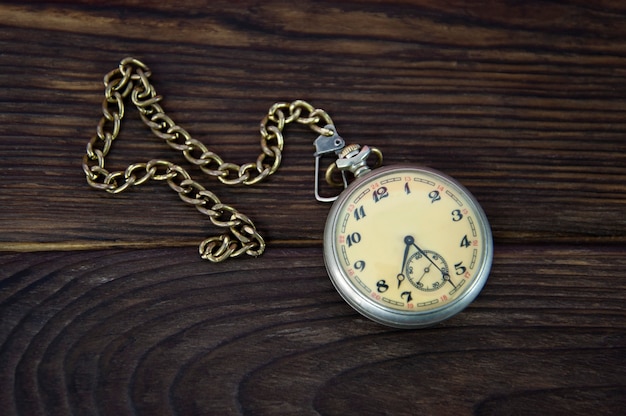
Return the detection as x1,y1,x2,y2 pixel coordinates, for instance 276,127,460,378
323,165,493,328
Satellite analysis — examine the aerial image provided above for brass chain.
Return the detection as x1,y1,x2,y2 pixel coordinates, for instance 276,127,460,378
82,57,335,262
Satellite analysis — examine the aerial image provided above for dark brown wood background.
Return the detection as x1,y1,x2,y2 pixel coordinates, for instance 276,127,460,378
1,1,625,415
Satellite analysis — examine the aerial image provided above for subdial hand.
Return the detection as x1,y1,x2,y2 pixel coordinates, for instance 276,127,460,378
417,266,431,284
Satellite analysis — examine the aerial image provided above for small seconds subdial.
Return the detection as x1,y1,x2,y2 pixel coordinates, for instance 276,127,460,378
406,250,450,292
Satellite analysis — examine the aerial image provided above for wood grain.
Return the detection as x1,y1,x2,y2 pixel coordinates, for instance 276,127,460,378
1,247,625,415
1,1,625,415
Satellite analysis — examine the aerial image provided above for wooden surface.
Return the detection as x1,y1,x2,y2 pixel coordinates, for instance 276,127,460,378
1,1,625,415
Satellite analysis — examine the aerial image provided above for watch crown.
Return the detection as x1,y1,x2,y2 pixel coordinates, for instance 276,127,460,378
339,144,361,159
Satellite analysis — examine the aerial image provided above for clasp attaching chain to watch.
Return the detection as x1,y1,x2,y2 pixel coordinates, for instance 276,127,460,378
313,125,384,202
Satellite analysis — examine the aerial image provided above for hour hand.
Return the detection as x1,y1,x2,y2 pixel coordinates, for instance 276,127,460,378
396,272,405,288
397,236,414,288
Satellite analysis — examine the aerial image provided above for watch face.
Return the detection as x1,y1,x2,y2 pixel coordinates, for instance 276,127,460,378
323,165,493,328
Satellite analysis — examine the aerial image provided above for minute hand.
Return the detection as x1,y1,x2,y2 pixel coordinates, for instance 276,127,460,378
412,242,457,289
411,243,445,274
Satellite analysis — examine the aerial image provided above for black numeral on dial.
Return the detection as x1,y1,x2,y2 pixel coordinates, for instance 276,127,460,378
376,280,389,293
451,209,463,221
373,187,389,203
354,260,366,271
428,190,441,203
353,205,366,221
401,291,413,302
346,232,362,247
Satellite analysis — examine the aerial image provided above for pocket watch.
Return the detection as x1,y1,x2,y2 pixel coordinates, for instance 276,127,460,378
82,58,492,329
315,130,493,329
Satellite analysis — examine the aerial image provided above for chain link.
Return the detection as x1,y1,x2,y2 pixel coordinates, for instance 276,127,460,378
82,57,334,262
